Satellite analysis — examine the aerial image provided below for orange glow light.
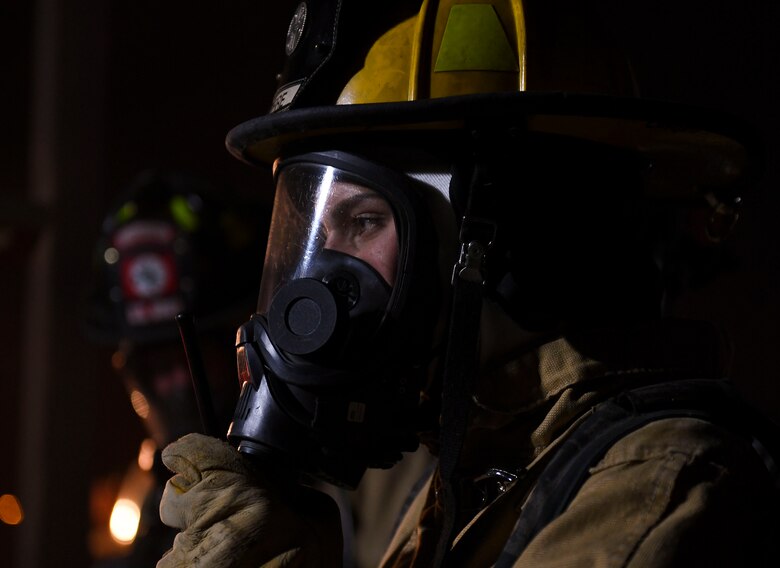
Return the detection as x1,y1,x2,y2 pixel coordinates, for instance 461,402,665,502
137,439,156,472
109,498,140,544
129,389,150,419
0,494,24,525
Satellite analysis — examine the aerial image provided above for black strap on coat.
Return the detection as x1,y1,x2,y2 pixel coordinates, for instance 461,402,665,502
495,378,780,567
433,139,498,567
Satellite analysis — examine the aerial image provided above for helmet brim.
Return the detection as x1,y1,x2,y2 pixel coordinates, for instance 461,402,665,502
226,91,762,199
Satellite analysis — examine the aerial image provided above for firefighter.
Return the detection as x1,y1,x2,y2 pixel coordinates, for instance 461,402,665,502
156,1,776,567
87,170,267,566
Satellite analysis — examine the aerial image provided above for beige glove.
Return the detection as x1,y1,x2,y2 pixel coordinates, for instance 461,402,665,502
157,433,343,568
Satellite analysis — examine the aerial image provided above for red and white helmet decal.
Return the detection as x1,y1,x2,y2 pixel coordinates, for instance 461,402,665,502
121,252,178,300
114,220,185,326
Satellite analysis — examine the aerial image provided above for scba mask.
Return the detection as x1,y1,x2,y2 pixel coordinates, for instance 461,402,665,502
228,151,441,488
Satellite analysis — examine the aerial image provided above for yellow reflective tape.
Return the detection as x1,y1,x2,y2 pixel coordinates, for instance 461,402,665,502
434,4,518,72
169,195,199,232
115,201,137,224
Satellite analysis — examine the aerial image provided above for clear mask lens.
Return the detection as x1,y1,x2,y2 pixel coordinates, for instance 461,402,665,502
258,163,400,314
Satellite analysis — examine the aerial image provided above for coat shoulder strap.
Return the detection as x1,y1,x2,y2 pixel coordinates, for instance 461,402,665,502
495,378,780,567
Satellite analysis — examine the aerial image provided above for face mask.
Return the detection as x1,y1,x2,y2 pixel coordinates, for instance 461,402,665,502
228,151,441,488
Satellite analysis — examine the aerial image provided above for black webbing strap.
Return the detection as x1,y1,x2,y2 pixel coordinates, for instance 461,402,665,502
433,149,497,567
433,264,484,567
495,378,780,567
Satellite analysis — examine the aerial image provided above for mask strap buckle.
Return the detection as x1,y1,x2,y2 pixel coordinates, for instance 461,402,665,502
452,217,497,285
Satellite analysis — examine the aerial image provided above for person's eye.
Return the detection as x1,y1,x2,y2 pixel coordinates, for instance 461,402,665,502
352,213,387,235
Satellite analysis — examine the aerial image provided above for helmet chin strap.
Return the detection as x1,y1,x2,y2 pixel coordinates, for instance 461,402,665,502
433,139,497,567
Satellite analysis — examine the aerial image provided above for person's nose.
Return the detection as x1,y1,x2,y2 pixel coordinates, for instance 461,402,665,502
323,230,351,254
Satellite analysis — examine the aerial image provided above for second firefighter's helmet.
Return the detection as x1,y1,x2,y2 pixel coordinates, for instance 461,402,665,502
87,170,269,344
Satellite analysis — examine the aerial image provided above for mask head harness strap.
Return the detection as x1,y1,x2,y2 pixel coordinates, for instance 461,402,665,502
434,128,499,566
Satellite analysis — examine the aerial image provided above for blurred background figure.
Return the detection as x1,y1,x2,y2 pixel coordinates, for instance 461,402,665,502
84,170,268,566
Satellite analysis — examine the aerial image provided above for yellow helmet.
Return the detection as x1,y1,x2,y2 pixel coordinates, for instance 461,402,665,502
227,0,760,199
336,0,636,104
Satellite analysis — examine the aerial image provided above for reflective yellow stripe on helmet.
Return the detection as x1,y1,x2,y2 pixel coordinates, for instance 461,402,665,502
434,4,519,72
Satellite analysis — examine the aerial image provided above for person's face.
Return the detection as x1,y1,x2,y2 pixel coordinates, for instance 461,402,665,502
257,162,404,314
319,181,398,285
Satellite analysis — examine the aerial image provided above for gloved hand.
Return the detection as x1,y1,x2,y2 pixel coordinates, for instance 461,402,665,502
156,433,343,568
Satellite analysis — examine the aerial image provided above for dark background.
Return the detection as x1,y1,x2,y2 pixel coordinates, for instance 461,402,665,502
1,1,778,566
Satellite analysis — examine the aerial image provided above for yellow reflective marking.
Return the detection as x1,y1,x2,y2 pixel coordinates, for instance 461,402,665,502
169,195,199,231
434,4,518,72
115,201,137,224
